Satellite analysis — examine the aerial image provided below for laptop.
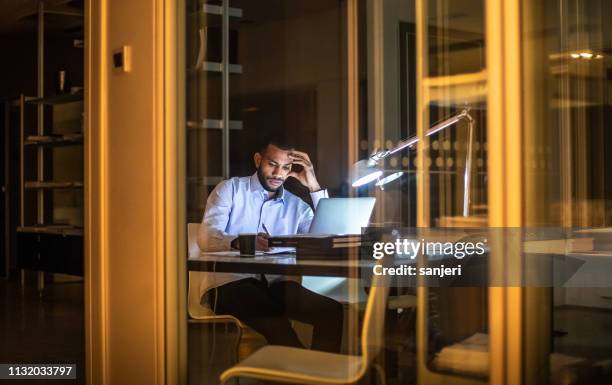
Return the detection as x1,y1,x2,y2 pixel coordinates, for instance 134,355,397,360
308,197,376,235
267,197,376,250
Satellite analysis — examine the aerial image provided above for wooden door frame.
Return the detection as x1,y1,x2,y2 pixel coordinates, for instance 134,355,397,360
85,0,186,384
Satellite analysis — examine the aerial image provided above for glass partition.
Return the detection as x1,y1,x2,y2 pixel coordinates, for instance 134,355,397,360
411,1,490,384
185,1,351,383
521,1,612,384
184,0,490,384
181,1,612,384
186,0,351,224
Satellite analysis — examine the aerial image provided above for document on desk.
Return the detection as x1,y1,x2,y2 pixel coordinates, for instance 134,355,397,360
200,251,241,257
258,247,296,255
197,248,295,257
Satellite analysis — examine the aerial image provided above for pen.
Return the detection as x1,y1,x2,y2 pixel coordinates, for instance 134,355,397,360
261,223,272,251
261,223,271,236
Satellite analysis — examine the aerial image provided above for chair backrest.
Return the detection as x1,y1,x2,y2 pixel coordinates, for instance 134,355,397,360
187,223,216,318
188,223,201,258
360,264,391,364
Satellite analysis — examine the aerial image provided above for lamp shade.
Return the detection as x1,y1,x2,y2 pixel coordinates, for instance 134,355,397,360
351,159,383,187
375,171,404,187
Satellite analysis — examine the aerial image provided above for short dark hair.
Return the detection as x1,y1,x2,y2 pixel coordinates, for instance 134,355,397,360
257,135,295,155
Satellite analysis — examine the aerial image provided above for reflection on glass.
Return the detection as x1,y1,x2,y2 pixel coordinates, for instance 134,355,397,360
186,1,350,383
411,0,490,382
423,0,487,228
182,0,612,383
522,0,612,384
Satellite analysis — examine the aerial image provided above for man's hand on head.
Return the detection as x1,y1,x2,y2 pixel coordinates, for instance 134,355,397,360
256,233,270,251
288,150,322,192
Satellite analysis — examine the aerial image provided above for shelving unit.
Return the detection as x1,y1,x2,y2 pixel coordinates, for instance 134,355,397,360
199,4,242,18
24,133,83,146
186,0,244,221
17,1,84,289
17,225,83,237
186,119,242,130
188,62,242,74
24,181,84,189
26,92,83,105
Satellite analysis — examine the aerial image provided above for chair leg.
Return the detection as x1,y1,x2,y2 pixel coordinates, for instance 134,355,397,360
234,326,243,385
372,363,386,385
235,326,243,362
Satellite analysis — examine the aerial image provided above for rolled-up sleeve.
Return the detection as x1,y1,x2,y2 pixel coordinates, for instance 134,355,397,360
296,189,329,233
310,189,329,209
198,180,236,251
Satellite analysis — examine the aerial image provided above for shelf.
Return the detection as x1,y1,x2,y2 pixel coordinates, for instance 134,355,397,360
44,5,83,18
4,96,37,106
17,225,83,236
189,62,242,74
25,181,84,189
25,134,83,146
1,96,25,106
187,176,224,186
17,0,85,279
199,4,243,18
22,4,83,19
187,119,243,130
26,92,84,105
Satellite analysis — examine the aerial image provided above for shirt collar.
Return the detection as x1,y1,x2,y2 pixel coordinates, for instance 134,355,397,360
249,172,285,202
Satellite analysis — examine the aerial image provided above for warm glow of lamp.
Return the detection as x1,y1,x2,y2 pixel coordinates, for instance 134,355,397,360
350,159,383,187
351,108,475,216
375,172,404,188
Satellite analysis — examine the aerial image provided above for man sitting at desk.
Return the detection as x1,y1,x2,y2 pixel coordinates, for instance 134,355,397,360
198,139,343,353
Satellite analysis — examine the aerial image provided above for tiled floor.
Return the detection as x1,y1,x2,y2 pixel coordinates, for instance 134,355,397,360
0,275,85,385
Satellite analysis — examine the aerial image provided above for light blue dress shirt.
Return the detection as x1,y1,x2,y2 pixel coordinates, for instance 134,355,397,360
196,172,328,296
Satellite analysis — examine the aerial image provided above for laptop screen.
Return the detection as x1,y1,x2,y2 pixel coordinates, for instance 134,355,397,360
308,197,376,235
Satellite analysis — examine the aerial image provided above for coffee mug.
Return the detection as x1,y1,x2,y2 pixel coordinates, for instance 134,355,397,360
238,234,256,256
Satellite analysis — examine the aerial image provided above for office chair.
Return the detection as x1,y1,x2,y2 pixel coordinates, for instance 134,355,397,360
219,262,391,385
187,223,246,362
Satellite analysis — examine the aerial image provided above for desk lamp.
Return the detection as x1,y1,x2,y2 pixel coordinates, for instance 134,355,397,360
351,108,474,216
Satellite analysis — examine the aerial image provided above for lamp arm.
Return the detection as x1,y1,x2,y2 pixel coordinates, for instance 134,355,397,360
366,108,474,216
370,108,472,161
